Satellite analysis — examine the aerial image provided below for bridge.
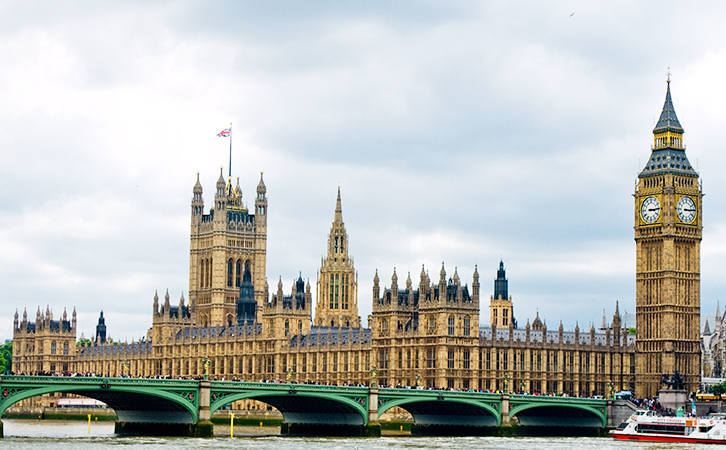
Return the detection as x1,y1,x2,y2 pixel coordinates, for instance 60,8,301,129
0,375,613,437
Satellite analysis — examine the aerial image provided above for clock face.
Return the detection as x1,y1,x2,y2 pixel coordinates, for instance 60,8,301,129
677,196,697,223
641,196,661,224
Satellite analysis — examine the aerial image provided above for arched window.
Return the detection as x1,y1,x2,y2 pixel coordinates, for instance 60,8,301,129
463,316,471,336
381,318,388,335
235,259,242,287
63,341,69,355
448,316,455,336
51,341,57,355
227,259,234,287
285,320,290,336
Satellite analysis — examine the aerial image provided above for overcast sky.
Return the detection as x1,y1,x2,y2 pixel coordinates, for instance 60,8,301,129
2,1,725,342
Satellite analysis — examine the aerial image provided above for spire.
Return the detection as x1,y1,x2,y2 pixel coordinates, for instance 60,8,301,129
494,260,508,300
639,76,696,178
601,309,607,330
704,319,712,335
653,76,684,134
334,186,343,224
193,172,203,194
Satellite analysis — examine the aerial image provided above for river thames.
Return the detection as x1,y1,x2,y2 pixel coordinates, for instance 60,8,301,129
0,420,707,450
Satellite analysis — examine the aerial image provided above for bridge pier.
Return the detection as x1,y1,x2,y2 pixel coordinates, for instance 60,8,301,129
365,386,381,437
193,379,213,437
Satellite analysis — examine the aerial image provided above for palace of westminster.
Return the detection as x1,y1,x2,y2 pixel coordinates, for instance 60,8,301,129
11,80,705,399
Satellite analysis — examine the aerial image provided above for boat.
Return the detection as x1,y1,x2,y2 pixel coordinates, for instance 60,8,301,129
610,410,726,443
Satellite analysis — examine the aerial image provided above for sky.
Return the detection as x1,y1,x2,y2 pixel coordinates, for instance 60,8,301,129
1,1,725,342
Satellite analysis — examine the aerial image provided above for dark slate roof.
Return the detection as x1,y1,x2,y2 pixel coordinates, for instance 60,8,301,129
639,148,698,178
653,81,684,134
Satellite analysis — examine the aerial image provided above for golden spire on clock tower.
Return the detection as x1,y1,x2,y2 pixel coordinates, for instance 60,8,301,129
634,77,702,397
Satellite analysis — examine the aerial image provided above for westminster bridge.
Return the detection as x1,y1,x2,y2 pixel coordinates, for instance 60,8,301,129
0,375,630,437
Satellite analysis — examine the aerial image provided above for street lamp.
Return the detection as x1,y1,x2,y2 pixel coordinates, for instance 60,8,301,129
607,380,615,399
286,367,293,383
503,374,510,394
415,374,422,388
370,366,378,387
201,357,211,380
121,360,130,377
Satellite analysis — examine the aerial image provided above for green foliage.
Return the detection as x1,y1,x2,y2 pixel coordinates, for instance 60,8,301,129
76,338,92,347
0,341,13,374
709,381,726,396
627,327,637,335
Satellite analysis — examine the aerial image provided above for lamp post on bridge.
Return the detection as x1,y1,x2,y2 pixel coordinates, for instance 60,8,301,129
286,367,293,383
415,374,422,388
201,357,210,380
503,374,510,394
121,360,130,377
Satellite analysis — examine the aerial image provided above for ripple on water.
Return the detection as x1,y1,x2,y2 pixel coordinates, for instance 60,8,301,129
0,421,709,450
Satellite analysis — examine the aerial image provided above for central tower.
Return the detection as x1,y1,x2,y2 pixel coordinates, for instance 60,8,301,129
315,188,360,327
634,79,702,396
189,169,268,327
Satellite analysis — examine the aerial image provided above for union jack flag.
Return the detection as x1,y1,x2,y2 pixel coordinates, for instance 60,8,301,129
217,127,231,138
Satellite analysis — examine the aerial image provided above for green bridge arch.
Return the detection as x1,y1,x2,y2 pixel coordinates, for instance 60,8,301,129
509,397,607,427
0,376,199,424
209,382,369,426
377,390,502,427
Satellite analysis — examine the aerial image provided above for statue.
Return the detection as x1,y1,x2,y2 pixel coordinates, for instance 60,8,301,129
660,371,686,390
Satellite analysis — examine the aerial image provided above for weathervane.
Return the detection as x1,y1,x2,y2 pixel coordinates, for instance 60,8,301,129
666,66,671,83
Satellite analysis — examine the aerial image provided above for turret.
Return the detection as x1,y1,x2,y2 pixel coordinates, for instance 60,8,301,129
191,172,204,221
391,268,398,300
373,270,380,301
472,265,480,305
255,172,267,220
13,309,18,330
438,263,446,302
95,311,107,344
153,290,159,316
213,167,227,218
164,289,170,315
72,307,76,329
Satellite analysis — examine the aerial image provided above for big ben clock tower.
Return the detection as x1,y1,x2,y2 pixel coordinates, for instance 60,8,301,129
635,77,702,397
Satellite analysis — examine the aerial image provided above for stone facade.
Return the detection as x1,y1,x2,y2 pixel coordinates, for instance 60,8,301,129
12,306,76,374
634,80,702,397
12,169,637,396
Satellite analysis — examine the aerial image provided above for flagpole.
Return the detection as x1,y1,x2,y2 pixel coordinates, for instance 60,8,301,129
228,122,233,178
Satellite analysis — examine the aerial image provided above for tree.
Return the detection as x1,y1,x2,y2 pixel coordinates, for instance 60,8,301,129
0,341,12,374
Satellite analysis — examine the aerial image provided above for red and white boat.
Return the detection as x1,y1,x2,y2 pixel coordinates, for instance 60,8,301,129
611,410,726,443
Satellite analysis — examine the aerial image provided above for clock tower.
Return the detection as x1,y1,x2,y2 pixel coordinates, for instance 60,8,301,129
634,78,702,397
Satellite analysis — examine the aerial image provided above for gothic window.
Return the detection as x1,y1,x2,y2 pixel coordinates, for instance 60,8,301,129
428,317,435,334
342,274,348,310
426,348,436,369
398,350,402,369
63,341,69,355
334,237,339,253
334,274,339,309
298,321,302,334
463,316,470,336
463,351,470,369
227,259,233,287
448,316,455,336
284,320,289,336
381,318,388,335
448,349,455,369
235,259,241,287
329,275,335,309
407,350,411,369
51,341,56,355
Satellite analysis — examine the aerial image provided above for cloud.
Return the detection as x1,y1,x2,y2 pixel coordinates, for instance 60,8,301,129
1,1,725,341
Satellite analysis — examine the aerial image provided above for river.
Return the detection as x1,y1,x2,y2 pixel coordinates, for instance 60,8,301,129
0,419,705,449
